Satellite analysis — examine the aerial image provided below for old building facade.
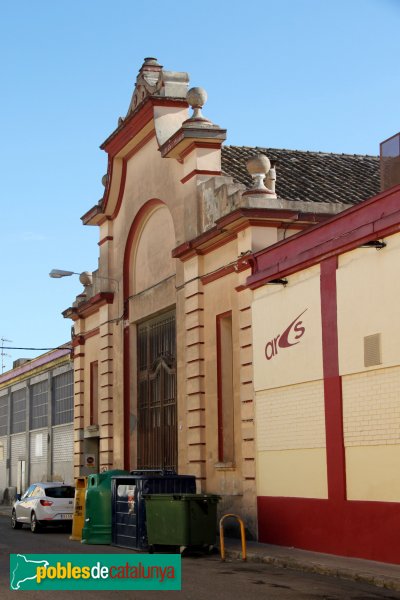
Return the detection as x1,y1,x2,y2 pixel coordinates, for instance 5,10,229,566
64,57,380,539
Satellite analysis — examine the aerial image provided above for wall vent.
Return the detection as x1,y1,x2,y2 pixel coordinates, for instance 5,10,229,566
364,333,382,367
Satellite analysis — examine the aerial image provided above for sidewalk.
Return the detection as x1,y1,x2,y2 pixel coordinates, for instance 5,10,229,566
221,538,400,592
0,506,11,517
1,505,399,591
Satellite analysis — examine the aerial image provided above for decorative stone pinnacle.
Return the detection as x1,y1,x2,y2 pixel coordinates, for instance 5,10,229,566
186,87,208,121
143,57,161,66
126,58,188,116
246,154,271,191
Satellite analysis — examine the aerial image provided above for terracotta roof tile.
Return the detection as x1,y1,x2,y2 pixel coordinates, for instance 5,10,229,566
221,145,380,205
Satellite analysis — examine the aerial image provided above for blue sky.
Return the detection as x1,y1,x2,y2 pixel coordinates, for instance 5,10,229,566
0,0,399,371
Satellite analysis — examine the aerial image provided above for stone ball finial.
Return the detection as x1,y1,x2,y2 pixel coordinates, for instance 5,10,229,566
245,154,272,193
246,154,271,176
186,87,209,122
79,271,93,287
187,87,208,109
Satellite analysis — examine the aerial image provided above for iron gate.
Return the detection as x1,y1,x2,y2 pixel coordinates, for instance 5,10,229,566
137,312,177,470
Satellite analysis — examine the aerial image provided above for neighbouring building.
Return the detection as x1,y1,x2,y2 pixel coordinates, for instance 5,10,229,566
0,347,74,500
247,133,400,564
63,57,381,541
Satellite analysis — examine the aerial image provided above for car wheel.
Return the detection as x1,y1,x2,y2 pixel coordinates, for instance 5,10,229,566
11,510,22,530
30,512,41,533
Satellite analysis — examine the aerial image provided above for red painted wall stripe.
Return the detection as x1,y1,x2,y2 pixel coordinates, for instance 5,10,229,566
320,257,346,501
216,311,232,461
257,497,400,564
98,236,114,246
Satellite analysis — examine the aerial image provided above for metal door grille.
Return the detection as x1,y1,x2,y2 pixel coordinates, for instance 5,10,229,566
137,312,177,470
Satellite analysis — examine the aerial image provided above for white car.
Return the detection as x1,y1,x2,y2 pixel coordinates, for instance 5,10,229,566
11,482,75,533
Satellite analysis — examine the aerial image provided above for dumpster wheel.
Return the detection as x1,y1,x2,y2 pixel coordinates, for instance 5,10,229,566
204,544,214,555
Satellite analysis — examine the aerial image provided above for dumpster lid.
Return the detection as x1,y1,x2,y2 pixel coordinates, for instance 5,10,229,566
130,469,177,476
143,493,221,501
111,473,196,481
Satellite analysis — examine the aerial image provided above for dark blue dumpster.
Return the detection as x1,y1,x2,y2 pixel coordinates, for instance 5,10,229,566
111,470,196,550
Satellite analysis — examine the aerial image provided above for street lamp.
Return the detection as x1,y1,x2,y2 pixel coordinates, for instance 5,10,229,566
49,269,79,278
49,269,93,286
49,269,118,289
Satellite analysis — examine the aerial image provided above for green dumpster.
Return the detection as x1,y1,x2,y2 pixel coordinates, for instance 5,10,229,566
81,469,128,545
144,493,220,548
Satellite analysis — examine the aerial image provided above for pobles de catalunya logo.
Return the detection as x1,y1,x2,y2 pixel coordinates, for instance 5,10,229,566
265,309,307,360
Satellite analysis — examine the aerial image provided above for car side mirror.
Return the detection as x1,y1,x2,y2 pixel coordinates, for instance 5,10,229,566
16,493,21,501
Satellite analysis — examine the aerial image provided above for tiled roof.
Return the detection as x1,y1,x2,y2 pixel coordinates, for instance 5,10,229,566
221,145,380,205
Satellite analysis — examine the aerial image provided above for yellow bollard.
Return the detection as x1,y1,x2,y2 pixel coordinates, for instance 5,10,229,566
70,477,87,541
219,513,247,561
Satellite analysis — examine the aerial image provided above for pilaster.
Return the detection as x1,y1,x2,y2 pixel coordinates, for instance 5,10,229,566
237,278,258,537
98,321,115,470
73,348,85,479
183,258,206,486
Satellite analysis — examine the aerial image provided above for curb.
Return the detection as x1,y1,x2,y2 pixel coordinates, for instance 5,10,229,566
223,549,400,592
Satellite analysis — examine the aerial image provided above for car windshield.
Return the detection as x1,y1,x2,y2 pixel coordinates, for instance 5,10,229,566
45,486,75,499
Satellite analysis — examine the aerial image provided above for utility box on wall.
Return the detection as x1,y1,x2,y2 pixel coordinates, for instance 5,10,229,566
82,427,99,477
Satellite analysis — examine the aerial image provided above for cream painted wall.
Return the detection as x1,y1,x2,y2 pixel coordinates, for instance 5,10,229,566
252,265,323,391
337,233,400,376
255,380,327,499
114,137,186,262
343,366,400,502
257,448,328,498
134,205,176,294
256,381,326,451
346,445,400,502
203,239,237,275
245,227,278,253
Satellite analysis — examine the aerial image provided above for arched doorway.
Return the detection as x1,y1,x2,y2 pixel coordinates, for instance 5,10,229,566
137,311,177,470
123,200,178,471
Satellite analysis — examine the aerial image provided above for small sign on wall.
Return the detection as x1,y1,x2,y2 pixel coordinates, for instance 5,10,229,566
84,454,96,469
35,433,43,457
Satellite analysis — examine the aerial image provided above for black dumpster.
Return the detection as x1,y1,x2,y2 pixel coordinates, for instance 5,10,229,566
111,470,196,550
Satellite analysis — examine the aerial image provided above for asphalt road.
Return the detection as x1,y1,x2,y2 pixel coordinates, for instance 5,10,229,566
1,515,400,599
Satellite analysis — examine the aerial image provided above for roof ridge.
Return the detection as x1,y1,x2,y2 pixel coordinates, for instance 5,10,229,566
222,144,379,159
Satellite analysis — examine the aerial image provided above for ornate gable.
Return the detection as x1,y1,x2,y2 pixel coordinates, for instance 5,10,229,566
126,57,189,116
